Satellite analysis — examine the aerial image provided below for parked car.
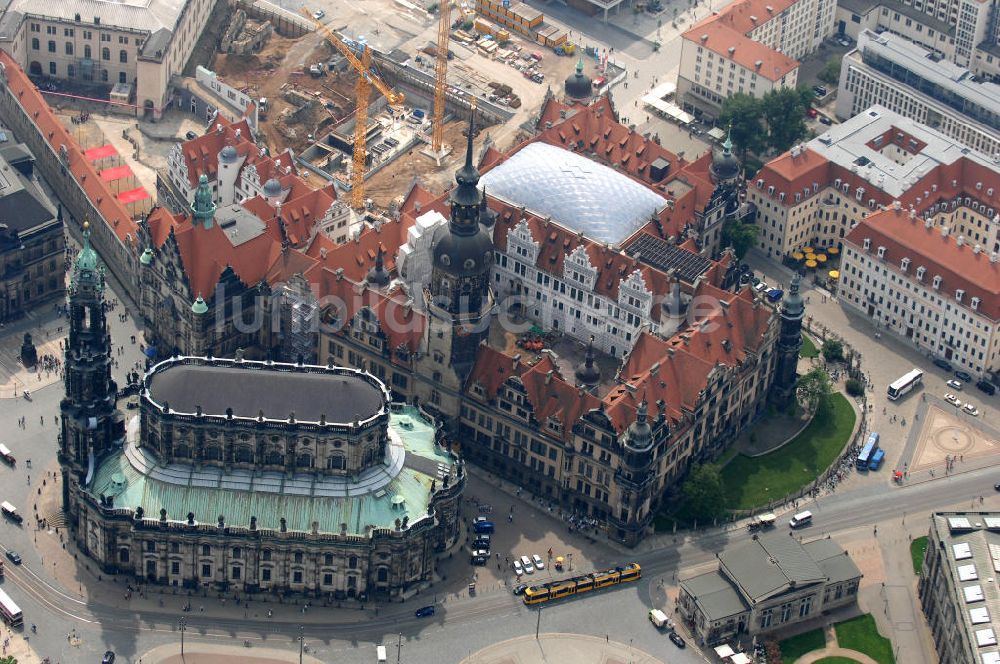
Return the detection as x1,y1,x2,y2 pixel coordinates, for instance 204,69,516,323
933,358,953,371
669,632,686,648
5,551,20,565
944,393,962,407
520,555,534,574
414,605,435,618
473,518,495,534
532,554,545,570
184,131,197,141
947,379,964,390
513,560,524,576
512,583,529,595
102,652,116,664
819,116,833,125
955,371,973,382
807,107,818,118
473,535,491,550
813,85,827,97
754,281,769,293
977,380,997,395
311,9,325,19
964,403,980,416
766,289,784,302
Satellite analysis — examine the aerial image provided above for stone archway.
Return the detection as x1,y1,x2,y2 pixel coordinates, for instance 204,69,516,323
28,61,42,76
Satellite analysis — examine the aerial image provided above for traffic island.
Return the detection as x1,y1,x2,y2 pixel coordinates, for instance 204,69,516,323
142,642,325,664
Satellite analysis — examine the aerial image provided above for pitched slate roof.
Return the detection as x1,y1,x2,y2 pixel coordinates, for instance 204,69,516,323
719,532,828,604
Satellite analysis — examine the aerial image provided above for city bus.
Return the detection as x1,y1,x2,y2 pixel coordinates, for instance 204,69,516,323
522,563,641,606
868,448,886,471
887,368,924,400
0,587,22,627
856,432,880,470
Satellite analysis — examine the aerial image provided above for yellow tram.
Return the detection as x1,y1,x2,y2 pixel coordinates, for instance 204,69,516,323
523,562,641,605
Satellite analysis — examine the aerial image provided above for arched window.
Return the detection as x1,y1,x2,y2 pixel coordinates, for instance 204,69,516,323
296,453,313,468
266,451,283,466
119,49,127,63
204,446,222,461
348,555,358,569
234,446,253,463
326,454,345,470
101,47,110,61
377,567,388,582
174,444,191,459
119,548,130,563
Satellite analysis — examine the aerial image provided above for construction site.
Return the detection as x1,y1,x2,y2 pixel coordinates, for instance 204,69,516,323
199,0,598,208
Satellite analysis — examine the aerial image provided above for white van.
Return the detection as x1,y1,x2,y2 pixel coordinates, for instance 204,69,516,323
648,608,669,628
376,645,387,662
789,511,813,528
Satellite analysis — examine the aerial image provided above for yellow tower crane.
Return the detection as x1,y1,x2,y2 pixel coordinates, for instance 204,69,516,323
303,10,405,209
430,0,452,163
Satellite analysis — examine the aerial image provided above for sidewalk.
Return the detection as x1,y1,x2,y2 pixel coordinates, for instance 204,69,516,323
141,641,325,664
460,632,664,664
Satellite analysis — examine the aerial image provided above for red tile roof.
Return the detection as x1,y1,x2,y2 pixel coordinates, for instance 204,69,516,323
845,206,1000,320
0,50,139,246
682,11,798,82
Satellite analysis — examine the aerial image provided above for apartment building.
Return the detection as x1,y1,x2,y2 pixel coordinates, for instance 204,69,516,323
677,0,836,118
752,105,1000,261
840,205,1000,376
919,513,1000,664
837,31,1000,157
0,0,217,118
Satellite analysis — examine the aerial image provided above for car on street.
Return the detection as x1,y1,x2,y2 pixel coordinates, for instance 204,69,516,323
964,404,980,416
102,652,116,664
311,9,325,19
947,379,964,390
813,85,827,97
414,605,435,618
944,393,962,407
819,116,833,125
754,281,769,293
512,583,529,595
933,358,953,371
5,551,20,565
532,554,545,570
807,107,818,118
766,288,784,302
513,560,524,576
184,131,197,141
994,483,1000,491
473,519,495,534
669,632,686,648
977,379,997,395
956,370,973,382
520,555,534,574
473,535,491,550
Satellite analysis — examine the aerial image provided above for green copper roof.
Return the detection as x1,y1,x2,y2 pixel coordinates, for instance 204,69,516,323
191,295,208,314
88,407,456,535
139,247,154,265
191,173,216,228
71,220,104,291
75,222,99,272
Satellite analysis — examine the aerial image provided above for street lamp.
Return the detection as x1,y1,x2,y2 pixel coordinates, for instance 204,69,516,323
179,616,187,656
299,625,304,664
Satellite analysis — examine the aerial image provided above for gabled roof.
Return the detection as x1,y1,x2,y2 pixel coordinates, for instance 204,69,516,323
0,50,139,245
719,532,829,604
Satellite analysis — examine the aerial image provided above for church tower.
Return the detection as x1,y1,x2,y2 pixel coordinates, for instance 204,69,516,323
425,106,496,381
771,274,805,407
60,222,124,518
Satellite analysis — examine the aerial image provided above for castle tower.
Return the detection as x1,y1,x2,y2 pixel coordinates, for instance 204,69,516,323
191,174,217,229
59,222,124,518
771,274,805,407
426,106,496,381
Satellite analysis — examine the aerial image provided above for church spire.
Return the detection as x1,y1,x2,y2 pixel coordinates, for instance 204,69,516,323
449,104,484,230
191,174,217,229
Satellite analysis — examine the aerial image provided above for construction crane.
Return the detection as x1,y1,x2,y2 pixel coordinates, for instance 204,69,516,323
302,10,405,209
431,0,452,160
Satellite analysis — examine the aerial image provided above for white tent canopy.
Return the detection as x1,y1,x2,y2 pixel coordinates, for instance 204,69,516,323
730,653,752,664
714,644,736,658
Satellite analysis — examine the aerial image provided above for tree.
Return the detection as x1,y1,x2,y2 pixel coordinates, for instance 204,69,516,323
817,56,842,85
761,88,813,153
722,218,760,259
821,338,844,362
845,378,864,397
796,366,832,412
719,94,765,161
682,463,727,522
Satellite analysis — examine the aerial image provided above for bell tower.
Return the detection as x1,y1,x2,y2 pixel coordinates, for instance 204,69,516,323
771,274,805,407
60,222,124,518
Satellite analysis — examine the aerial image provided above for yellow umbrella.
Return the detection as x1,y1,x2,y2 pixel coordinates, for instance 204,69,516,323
817,254,828,263
829,270,840,279
827,246,839,255
805,259,818,269
805,253,817,261
802,246,814,253
791,252,805,260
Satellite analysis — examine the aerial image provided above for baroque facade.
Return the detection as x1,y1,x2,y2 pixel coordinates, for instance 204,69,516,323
60,229,464,598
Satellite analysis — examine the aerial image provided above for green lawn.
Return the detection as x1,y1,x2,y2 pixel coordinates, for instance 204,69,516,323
800,333,819,358
721,393,855,509
779,628,827,662
814,658,863,664
910,536,929,575
835,614,896,664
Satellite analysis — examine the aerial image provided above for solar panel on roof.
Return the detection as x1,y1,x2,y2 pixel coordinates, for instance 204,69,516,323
626,234,712,283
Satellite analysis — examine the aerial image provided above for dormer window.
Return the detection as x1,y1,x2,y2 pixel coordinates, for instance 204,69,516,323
900,257,910,272
932,275,942,290
956,289,965,302
877,246,886,259
972,297,981,311
916,266,926,281
863,238,871,250
767,185,775,196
